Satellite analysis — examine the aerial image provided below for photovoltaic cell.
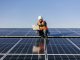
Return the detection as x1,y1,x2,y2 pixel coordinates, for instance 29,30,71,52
3,55,45,60
69,28,80,32
2,55,80,60
47,38,80,54
0,31,10,36
0,55,3,59
48,55,80,60
69,38,80,48
8,38,80,55
10,38,38,54
8,32,27,36
0,28,80,36
0,38,19,53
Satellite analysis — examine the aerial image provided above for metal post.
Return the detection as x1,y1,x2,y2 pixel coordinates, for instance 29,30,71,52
44,37,48,60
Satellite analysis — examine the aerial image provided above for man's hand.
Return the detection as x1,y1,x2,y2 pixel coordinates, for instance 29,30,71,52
36,31,38,34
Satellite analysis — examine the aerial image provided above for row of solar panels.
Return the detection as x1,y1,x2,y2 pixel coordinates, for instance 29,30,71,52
0,38,80,54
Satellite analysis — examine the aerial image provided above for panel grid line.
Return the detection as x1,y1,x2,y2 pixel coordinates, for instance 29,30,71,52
0,36,80,38
1,54,80,55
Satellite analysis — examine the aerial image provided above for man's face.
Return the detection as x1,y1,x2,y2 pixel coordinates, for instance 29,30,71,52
39,19,43,23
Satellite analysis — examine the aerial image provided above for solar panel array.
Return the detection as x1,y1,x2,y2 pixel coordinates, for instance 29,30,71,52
0,28,80,60
0,28,80,36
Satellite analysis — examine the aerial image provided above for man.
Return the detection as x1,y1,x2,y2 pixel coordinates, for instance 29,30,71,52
36,16,49,53
37,16,49,37
32,16,49,58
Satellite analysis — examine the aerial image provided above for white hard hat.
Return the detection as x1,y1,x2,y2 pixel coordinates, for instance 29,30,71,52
38,16,43,20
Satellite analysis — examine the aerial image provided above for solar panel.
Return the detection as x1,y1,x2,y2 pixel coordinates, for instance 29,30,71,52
8,32,28,36
3,55,45,60
9,38,37,54
0,28,80,36
69,28,80,32
47,38,80,54
0,31,10,36
48,55,80,60
0,28,80,60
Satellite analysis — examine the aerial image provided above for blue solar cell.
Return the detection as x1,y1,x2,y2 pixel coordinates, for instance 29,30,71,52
8,32,27,36
48,55,80,60
0,28,80,36
10,38,38,54
3,55,45,60
69,38,80,48
0,55,3,59
0,32,10,36
1,55,80,60
47,38,80,54
7,38,80,54
0,38,19,53
70,28,80,32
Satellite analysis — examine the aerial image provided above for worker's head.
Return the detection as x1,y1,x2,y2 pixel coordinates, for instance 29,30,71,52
38,16,43,22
